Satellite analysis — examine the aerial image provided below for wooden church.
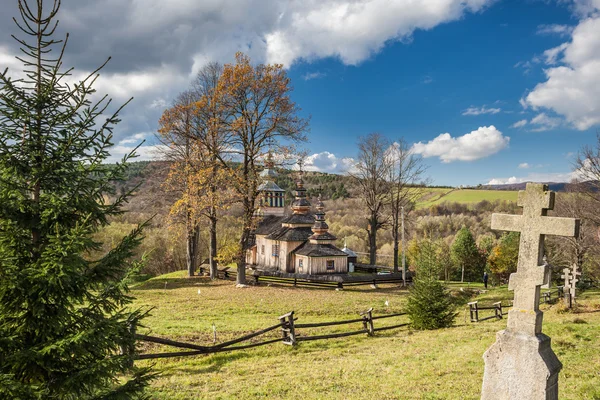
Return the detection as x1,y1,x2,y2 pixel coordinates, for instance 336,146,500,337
247,158,350,275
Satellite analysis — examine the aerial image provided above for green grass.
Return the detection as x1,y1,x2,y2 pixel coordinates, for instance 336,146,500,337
416,189,518,208
131,271,600,399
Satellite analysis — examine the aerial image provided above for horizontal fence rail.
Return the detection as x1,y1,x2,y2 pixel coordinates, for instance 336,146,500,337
133,308,408,360
467,287,565,322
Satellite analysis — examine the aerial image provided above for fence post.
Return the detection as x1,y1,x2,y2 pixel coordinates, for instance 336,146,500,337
254,275,259,285
287,312,297,345
337,282,344,290
279,311,296,346
468,301,478,322
361,307,375,336
493,302,502,319
121,322,136,367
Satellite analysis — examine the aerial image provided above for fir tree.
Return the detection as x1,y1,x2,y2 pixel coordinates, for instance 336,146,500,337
406,239,456,330
0,1,152,397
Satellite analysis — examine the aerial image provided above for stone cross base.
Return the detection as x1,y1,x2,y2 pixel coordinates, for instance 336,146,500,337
482,330,562,400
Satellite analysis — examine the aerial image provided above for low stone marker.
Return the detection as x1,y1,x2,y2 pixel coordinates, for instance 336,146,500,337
481,183,580,400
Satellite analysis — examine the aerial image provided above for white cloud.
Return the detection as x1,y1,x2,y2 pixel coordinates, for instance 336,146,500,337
529,113,562,131
303,71,326,81
543,43,569,65
411,125,509,163
0,0,496,145
536,24,574,37
511,119,528,128
462,106,502,116
573,0,600,17
118,132,150,145
264,0,494,66
518,163,530,169
304,151,355,174
486,171,577,185
523,14,600,130
105,143,167,163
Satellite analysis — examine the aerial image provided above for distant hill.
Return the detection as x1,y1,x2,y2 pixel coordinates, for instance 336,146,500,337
111,161,545,216
484,182,569,191
484,181,598,192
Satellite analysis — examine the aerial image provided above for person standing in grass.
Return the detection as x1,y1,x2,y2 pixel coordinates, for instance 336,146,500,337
483,271,489,289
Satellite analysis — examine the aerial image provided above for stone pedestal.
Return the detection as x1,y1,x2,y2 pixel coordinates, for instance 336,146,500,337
482,329,562,400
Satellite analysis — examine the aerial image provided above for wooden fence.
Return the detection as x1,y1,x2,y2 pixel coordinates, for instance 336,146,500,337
133,308,408,360
252,274,408,289
467,287,565,323
197,266,409,289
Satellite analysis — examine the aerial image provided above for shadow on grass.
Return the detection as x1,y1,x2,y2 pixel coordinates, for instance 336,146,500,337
158,351,252,376
133,276,224,291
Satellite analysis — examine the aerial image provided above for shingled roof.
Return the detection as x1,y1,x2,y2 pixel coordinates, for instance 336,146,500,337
281,213,314,225
293,242,349,257
266,226,314,241
255,215,285,236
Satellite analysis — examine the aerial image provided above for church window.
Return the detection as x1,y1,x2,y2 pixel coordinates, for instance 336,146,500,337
261,245,264,255
272,244,279,257
326,260,335,270
298,259,303,273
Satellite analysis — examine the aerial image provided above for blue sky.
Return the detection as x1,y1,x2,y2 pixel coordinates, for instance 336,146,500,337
1,0,599,186
284,1,598,185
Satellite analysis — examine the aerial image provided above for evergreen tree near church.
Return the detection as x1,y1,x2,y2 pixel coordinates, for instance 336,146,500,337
406,239,456,330
0,0,152,397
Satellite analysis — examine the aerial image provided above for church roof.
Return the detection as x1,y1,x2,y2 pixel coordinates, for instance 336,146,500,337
266,226,314,241
259,168,278,179
293,242,349,257
281,213,314,225
258,181,285,192
309,231,337,241
255,215,285,236
342,247,358,257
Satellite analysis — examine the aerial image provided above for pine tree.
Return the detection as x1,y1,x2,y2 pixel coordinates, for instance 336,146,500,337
0,1,152,397
406,239,456,330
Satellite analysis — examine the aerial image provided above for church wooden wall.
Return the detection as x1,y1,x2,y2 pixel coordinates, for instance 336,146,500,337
308,256,348,274
253,236,304,272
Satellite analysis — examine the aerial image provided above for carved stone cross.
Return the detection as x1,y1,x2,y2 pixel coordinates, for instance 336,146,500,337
561,267,572,291
570,263,581,299
491,183,580,336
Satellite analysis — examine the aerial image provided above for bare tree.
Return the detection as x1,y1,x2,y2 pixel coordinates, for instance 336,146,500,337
387,138,428,274
351,133,392,265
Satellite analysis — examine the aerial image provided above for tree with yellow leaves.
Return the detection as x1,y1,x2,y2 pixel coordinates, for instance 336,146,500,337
213,53,309,285
158,63,235,279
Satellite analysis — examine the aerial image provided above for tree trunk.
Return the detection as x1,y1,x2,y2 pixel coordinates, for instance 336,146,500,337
392,212,399,274
236,226,249,285
209,214,218,280
186,225,199,277
368,216,377,266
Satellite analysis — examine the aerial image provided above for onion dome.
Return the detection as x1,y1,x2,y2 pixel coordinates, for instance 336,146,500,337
309,195,337,241
259,152,278,179
291,171,311,215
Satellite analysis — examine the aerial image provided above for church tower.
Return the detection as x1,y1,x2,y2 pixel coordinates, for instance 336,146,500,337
257,152,285,216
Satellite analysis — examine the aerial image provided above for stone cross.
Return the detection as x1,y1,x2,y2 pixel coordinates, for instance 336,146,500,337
569,263,581,299
561,267,572,292
482,183,580,400
491,183,580,336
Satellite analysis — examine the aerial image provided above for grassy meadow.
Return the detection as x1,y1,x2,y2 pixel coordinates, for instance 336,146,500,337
415,188,518,208
131,271,600,399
